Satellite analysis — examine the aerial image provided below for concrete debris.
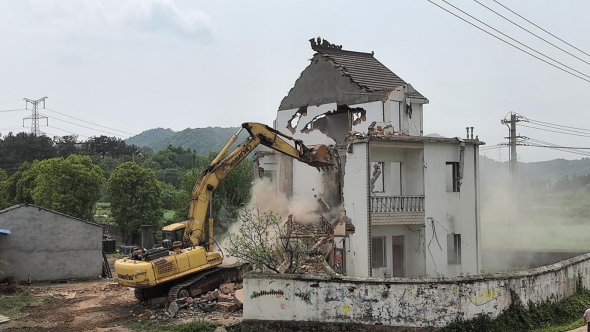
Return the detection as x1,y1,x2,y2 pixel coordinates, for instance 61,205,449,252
0,314,11,324
219,283,235,295
215,302,237,313
161,282,244,318
367,121,400,137
167,301,179,317
234,289,244,307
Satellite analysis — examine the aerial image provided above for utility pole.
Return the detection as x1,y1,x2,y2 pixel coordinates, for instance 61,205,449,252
23,97,48,136
501,112,524,223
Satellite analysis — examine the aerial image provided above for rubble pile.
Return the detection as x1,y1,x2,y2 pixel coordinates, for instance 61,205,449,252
287,215,332,236
144,282,245,324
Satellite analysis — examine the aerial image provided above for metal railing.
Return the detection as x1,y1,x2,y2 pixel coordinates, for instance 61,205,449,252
370,196,425,213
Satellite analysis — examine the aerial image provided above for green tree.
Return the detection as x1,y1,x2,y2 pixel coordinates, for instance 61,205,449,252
30,155,105,220
158,181,179,210
0,132,57,175
0,169,8,209
109,162,163,241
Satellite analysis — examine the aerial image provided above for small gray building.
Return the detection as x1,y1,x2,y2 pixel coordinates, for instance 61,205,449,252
0,204,103,282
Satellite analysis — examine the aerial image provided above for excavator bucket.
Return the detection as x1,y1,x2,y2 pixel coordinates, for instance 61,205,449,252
301,144,335,168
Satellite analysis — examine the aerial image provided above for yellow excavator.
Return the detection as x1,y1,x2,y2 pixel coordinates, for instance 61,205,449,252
114,122,334,302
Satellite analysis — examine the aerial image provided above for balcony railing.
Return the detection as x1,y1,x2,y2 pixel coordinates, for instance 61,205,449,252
370,196,425,213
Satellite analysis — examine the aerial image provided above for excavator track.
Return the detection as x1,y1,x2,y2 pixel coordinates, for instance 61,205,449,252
167,264,244,303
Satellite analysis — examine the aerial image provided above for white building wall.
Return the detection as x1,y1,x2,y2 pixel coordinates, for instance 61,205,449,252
371,225,426,277
423,142,480,277
404,149,424,196
342,142,370,277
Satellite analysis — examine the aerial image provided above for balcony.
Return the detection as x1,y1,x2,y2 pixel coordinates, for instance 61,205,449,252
370,196,425,226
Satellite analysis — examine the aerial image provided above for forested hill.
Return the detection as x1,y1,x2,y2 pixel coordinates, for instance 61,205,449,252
126,126,247,155
127,126,590,184
479,155,590,185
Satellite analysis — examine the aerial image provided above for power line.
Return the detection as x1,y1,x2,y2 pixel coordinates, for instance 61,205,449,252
527,118,590,133
524,138,590,158
480,145,505,151
0,108,26,113
492,0,590,58
46,125,90,138
438,0,590,80
519,123,590,138
44,108,135,136
427,0,590,83
474,0,590,67
525,121,590,136
41,114,127,138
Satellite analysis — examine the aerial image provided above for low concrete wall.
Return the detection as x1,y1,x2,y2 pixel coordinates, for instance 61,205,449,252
243,252,590,330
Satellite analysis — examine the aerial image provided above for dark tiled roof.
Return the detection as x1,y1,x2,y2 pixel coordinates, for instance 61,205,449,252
314,47,427,100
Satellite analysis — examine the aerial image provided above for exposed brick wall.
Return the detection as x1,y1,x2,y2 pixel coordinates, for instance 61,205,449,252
371,212,425,225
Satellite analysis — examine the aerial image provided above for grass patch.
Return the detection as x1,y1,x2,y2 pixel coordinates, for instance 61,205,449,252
0,293,44,317
127,320,218,332
532,318,584,332
442,286,590,332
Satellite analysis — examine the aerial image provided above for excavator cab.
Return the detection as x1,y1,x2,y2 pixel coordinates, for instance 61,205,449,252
162,223,186,249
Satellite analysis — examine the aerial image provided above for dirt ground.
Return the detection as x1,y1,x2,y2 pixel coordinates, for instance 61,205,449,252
0,278,243,332
0,258,242,332
1,279,138,332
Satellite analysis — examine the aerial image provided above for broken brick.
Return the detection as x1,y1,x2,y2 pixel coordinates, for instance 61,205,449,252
217,294,234,303
215,302,237,313
219,283,235,295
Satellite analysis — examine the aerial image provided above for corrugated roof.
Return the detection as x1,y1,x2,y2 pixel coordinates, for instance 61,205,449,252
0,229,11,235
313,43,427,100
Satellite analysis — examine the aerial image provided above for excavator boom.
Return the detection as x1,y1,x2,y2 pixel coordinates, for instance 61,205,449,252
114,122,334,304
184,122,334,248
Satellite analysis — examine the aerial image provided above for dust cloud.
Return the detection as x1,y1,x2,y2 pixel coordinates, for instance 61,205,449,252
479,164,587,273
218,178,326,264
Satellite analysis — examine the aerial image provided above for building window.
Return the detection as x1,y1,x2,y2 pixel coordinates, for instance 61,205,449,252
371,236,387,268
370,162,384,193
447,234,461,265
446,162,460,192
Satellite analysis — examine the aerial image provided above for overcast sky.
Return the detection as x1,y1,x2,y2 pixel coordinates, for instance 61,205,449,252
1,0,589,162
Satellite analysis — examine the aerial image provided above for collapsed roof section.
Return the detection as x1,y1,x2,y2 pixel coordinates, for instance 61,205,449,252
279,37,428,111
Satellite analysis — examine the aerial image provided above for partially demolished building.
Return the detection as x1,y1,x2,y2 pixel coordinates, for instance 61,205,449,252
255,37,483,278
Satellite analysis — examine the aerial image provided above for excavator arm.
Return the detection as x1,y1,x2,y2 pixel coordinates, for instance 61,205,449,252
184,122,334,250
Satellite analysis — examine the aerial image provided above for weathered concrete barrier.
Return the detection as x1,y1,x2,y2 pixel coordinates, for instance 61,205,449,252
242,252,590,331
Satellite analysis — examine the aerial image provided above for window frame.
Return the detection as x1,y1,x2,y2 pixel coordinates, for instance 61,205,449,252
371,236,387,268
445,162,460,192
447,233,462,265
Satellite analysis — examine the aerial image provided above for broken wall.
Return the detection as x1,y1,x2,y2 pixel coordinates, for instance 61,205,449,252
341,141,370,277
243,252,590,329
279,54,383,111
